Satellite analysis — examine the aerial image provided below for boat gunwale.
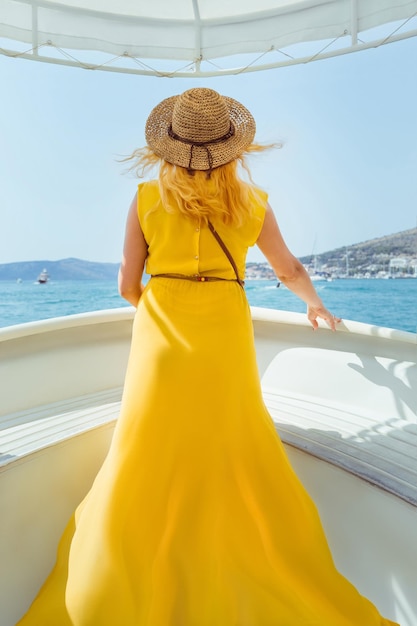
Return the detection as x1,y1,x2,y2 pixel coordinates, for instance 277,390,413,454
0,306,415,344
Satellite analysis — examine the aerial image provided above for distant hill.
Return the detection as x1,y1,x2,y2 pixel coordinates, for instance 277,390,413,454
0,258,119,281
299,227,417,274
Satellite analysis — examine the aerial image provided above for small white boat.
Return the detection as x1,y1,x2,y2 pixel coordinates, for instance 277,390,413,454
36,269,49,284
309,272,332,282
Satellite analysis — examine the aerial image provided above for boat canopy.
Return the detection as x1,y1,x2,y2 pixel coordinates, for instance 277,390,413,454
0,0,416,76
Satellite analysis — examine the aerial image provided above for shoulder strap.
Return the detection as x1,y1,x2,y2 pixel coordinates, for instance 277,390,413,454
207,221,245,287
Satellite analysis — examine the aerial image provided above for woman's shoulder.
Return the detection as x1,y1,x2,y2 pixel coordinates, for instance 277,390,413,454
137,180,162,224
248,185,268,207
246,185,268,225
137,180,161,206
229,185,268,246
137,179,159,195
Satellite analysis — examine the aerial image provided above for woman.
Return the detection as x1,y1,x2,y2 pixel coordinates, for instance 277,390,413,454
17,88,398,625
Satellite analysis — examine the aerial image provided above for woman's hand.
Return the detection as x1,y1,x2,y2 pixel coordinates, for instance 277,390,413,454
307,303,341,331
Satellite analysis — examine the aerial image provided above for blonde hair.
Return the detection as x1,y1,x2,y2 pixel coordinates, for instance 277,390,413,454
122,144,273,227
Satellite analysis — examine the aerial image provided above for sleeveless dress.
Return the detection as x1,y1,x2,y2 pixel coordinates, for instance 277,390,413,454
17,181,398,626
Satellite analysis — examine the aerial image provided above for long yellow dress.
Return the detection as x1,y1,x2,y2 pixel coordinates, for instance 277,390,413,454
17,181,398,626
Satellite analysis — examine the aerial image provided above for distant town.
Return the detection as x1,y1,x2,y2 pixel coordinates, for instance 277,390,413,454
246,256,417,281
246,226,417,281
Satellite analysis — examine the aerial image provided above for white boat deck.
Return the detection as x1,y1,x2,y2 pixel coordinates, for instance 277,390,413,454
0,388,122,468
264,388,417,506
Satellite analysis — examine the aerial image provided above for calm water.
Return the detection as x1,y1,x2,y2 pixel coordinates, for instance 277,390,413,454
0,278,416,333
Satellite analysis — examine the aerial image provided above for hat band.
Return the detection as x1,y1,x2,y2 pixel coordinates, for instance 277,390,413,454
168,123,235,171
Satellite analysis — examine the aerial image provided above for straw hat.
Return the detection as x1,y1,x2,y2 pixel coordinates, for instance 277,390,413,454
145,88,256,171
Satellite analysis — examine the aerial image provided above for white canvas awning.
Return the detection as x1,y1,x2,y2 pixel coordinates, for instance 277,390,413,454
0,0,416,76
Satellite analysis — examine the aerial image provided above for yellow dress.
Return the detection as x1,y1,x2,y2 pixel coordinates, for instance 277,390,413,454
17,181,398,626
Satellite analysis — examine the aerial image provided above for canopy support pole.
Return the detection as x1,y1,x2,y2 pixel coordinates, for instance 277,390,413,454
192,0,202,72
32,1,38,57
351,0,358,45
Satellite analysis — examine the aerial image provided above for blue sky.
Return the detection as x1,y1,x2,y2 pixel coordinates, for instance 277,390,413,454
1,35,416,265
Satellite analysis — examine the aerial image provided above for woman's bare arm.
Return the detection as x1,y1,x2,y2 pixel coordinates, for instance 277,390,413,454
118,192,148,307
256,204,341,330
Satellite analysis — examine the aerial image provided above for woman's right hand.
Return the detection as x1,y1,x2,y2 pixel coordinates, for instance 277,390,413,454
307,303,341,331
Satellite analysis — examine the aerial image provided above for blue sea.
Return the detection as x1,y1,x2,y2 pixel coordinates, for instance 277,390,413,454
0,278,416,334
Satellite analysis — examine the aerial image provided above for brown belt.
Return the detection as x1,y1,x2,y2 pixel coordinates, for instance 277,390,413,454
151,273,244,285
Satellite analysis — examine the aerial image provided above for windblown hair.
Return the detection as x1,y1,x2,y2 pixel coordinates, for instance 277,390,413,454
122,144,274,227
